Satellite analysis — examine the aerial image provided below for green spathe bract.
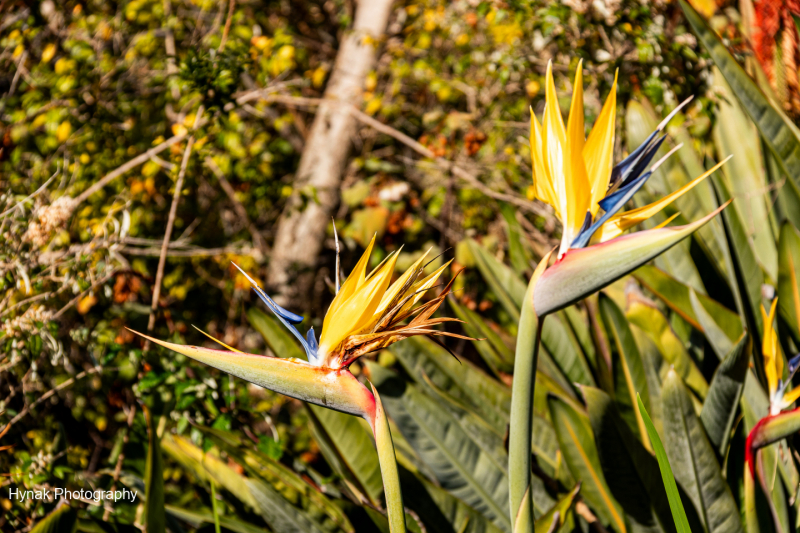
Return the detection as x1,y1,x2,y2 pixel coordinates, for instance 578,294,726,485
533,203,728,317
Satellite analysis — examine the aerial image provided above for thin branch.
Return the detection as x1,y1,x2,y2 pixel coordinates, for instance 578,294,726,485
218,0,236,52
204,156,265,251
239,93,548,217
121,244,254,257
2,366,104,430
103,405,136,521
73,122,206,206
147,106,205,333
52,271,118,320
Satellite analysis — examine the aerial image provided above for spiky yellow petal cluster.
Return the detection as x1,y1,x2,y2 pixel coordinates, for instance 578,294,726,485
318,237,448,361
529,61,727,257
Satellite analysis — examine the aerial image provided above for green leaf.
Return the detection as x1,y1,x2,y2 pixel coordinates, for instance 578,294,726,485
583,386,674,532
541,312,595,389
712,177,766,379
398,468,505,533
199,426,355,533
390,336,511,435
661,369,744,533
778,222,800,341
30,505,78,533
711,68,778,280
636,394,691,533
547,395,625,533
247,307,305,359
163,434,331,533
533,485,580,533
688,289,733,360
626,300,708,398
634,265,742,344
166,506,270,533
143,406,166,533
449,297,514,375
680,0,800,194
368,363,512,533
306,404,384,507
501,203,534,276
699,333,750,456
598,293,650,445
467,238,526,320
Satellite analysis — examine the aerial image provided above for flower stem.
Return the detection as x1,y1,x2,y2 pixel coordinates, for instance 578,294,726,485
508,272,545,532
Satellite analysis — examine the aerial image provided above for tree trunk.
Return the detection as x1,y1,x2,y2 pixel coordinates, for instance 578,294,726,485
267,0,394,306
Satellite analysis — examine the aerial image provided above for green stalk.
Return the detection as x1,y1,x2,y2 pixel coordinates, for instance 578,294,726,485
210,480,221,533
508,272,545,532
371,384,406,533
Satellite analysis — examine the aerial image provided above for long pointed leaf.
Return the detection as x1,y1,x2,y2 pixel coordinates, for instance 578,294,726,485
778,222,800,340
661,369,744,533
598,294,650,445
584,386,676,533
699,333,750,456
636,395,691,533
369,363,513,532
548,396,626,533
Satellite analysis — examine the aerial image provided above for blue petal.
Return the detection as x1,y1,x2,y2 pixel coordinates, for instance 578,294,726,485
571,170,653,249
306,327,318,353
789,353,800,374
609,134,666,192
231,262,317,361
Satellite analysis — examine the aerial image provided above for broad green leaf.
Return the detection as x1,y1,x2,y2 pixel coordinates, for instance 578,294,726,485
540,312,595,389
661,370,744,533
583,386,675,533
634,264,742,343
689,289,733,359
163,434,331,533
247,307,305,359
143,406,166,533
306,405,384,507
778,222,800,340
712,177,766,379
598,293,650,445
679,0,800,194
547,396,625,533
626,301,708,398
533,485,580,533
501,203,534,276
368,363,512,533
449,297,514,375
532,415,574,488
711,68,778,280
636,395,691,533
533,204,727,316
699,333,750,456
467,238,526,320
766,150,800,229
166,506,270,533
199,426,355,533
30,505,78,533
390,336,511,434
398,468,505,533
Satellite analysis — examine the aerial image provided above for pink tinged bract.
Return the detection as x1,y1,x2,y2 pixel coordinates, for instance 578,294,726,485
532,201,731,317
130,330,376,421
